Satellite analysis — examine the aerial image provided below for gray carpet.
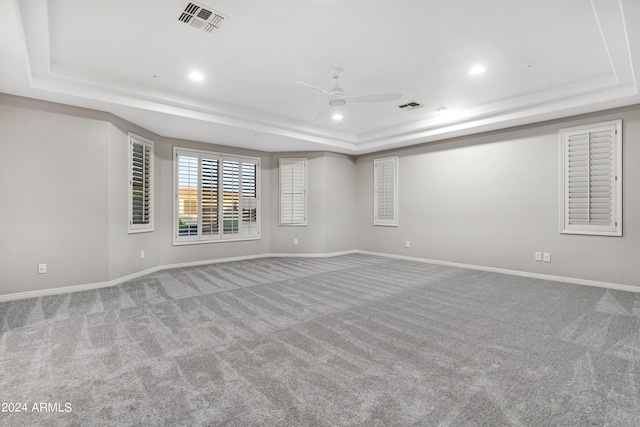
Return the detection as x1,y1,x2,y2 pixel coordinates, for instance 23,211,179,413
1,254,640,426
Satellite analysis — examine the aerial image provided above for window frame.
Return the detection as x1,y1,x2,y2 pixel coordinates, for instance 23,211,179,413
173,147,261,245
559,119,622,237
373,156,399,227
279,158,308,226
128,133,154,234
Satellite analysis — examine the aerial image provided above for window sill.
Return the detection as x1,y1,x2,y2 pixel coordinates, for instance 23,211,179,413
128,227,154,234
173,236,261,246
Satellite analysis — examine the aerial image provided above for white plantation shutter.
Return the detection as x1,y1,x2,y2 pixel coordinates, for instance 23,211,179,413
177,153,200,240
201,158,219,237
374,156,399,226
222,159,240,236
174,148,260,244
560,120,622,236
128,133,153,233
279,158,307,225
241,161,259,235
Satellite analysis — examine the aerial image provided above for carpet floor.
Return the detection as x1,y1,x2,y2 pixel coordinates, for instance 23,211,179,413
1,254,640,426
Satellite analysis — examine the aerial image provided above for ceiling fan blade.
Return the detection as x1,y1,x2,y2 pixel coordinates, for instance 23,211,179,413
312,103,331,121
347,93,402,103
291,81,328,94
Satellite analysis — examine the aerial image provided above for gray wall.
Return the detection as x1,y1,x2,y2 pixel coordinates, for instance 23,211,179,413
107,117,162,280
0,95,111,293
1,92,638,296
0,94,272,295
268,152,356,254
355,105,640,286
323,152,356,253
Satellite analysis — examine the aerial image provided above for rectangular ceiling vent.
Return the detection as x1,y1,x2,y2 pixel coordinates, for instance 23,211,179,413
398,101,424,111
178,2,227,34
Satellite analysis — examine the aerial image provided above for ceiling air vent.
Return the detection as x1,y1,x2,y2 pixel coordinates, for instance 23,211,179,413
398,101,424,111
178,2,227,34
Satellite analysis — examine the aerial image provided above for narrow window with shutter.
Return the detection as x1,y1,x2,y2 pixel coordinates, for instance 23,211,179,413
201,158,219,237
177,153,199,240
241,161,259,235
560,119,622,236
128,133,153,233
222,159,240,235
279,158,307,226
174,147,260,244
374,156,399,226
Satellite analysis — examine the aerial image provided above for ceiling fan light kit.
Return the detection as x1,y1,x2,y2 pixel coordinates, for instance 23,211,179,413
329,99,347,107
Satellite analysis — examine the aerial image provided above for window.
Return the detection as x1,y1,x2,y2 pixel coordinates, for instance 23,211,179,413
560,119,622,236
374,156,399,226
128,133,153,233
279,158,307,225
174,147,260,244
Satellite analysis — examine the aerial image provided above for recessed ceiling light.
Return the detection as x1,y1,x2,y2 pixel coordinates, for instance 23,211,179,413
468,65,486,75
189,71,204,81
332,112,344,121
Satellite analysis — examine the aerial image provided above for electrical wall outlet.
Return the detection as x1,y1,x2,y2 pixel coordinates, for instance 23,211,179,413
140,250,145,259
405,240,411,248
543,253,551,262
38,263,47,274
535,252,542,261
293,238,299,245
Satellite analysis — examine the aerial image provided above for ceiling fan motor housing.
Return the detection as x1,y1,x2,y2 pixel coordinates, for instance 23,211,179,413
329,80,346,107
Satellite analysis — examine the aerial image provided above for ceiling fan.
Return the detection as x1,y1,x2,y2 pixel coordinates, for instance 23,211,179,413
292,68,402,119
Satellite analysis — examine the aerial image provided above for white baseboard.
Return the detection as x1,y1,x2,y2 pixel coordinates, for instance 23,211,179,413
159,253,271,270
0,250,357,302
2,249,636,302
356,250,640,294
269,250,357,258
0,280,117,303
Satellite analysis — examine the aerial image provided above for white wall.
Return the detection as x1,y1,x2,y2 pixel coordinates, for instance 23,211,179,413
355,105,640,286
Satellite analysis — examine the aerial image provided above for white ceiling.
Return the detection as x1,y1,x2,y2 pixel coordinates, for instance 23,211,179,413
1,0,638,154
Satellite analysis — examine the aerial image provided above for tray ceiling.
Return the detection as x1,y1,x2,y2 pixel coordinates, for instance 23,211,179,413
0,0,638,154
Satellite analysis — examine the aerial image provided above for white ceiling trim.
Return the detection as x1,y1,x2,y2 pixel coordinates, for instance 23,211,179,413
358,83,639,154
